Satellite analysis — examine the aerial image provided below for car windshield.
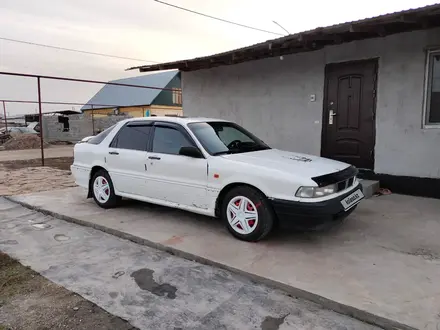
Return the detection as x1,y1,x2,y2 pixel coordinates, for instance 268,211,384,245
188,121,270,156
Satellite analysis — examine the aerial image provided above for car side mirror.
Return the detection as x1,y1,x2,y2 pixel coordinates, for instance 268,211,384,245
179,146,203,158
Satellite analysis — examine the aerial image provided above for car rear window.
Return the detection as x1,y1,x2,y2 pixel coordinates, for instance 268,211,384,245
88,125,116,145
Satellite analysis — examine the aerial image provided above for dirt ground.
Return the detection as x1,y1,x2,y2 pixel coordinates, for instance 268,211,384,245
0,135,50,151
0,252,137,330
0,157,76,196
0,157,73,171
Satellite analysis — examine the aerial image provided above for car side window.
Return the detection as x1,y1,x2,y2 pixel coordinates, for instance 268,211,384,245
112,125,152,151
152,126,194,155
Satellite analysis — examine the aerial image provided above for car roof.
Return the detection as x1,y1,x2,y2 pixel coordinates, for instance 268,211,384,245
122,116,229,125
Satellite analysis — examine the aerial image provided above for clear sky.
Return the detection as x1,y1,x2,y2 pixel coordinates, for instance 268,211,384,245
0,0,438,115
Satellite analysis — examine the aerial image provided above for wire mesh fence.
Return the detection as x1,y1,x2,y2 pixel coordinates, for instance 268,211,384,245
0,71,180,166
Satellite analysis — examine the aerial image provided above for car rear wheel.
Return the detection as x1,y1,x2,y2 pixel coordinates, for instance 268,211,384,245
222,186,275,242
91,170,121,209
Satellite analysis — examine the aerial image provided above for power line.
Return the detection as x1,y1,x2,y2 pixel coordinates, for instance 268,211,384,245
153,0,283,36
272,21,290,35
0,71,175,91
0,37,160,63
0,99,131,108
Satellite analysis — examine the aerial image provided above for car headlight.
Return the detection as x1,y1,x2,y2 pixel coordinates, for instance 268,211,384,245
295,184,337,198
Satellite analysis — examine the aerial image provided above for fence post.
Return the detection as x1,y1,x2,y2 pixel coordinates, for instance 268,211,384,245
91,104,95,135
2,101,7,131
37,77,45,166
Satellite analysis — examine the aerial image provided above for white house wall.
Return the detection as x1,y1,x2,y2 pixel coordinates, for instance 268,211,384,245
182,27,440,179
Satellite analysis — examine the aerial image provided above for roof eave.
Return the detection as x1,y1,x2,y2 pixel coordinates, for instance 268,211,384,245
128,4,440,73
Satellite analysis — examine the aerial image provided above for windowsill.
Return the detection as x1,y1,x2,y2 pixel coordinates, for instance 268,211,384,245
422,124,440,129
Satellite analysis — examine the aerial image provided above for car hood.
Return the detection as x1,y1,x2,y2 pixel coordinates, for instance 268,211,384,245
221,149,351,179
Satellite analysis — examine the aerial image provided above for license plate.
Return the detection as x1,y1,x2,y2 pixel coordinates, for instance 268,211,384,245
340,189,364,210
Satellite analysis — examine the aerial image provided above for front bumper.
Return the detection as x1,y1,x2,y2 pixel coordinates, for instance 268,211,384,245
270,182,363,229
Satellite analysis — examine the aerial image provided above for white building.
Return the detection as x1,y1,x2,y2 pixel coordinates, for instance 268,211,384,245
131,4,440,198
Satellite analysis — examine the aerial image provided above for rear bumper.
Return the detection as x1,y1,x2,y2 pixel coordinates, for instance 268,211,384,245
270,182,363,229
70,164,90,189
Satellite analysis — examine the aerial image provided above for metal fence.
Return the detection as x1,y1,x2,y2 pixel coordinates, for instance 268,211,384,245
0,71,176,166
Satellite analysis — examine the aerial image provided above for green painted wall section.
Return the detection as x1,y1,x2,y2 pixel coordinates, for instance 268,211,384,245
151,72,181,106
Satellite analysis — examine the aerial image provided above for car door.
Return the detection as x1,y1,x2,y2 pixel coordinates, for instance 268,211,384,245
106,122,152,196
146,122,209,209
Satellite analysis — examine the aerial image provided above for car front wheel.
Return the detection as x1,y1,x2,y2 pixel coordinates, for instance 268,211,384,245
91,170,121,209
222,186,275,242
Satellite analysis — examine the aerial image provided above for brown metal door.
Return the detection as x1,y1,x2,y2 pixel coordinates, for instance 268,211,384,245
321,60,377,170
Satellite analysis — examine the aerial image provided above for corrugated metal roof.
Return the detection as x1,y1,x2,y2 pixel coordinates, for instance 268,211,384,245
129,3,440,73
82,71,179,110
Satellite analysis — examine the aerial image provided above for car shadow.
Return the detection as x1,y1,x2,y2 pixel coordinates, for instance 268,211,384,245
117,198,359,244
118,198,225,230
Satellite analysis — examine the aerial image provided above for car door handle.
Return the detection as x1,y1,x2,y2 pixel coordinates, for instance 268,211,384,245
148,156,161,160
109,151,119,155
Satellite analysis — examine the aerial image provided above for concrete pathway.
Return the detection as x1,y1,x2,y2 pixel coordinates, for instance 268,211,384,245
0,145,73,161
0,198,378,330
8,187,440,330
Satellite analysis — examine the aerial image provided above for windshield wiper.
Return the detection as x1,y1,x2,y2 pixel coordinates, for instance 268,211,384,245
252,145,271,151
243,144,270,152
212,150,233,156
213,146,269,156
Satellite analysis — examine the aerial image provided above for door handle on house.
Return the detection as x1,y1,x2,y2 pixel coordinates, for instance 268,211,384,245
109,151,119,155
148,156,161,160
329,110,337,125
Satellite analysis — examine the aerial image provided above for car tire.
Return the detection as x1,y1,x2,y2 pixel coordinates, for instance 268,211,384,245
222,186,275,242
91,170,121,209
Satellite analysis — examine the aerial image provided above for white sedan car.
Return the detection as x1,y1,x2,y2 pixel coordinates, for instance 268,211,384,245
71,117,364,242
